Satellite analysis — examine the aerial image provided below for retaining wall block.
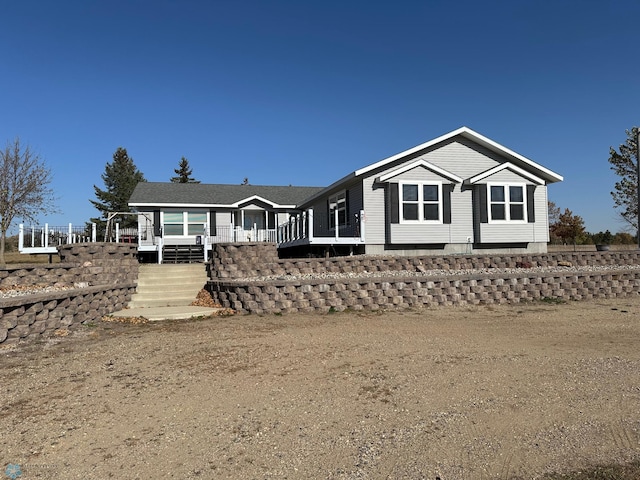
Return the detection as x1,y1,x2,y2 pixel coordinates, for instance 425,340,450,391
17,313,36,326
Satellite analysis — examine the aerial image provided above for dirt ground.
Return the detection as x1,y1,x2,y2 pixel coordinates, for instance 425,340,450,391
2,298,640,480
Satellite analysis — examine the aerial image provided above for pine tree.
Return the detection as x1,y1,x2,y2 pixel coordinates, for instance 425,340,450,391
609,127,639,230
549,208,586,245
90,147,146,230
171,157,200,183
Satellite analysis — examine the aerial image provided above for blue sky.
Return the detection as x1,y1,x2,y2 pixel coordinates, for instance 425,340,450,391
1,0,639,234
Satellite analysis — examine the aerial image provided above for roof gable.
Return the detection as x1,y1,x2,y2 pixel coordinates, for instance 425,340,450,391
298,126,563,207
376,159,463,183
355,127,563,184
466,162,545,185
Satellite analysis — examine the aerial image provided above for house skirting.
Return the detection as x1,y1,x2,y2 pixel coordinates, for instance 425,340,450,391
362,242,549,256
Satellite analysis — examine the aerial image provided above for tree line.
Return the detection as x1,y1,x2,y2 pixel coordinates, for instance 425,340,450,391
548,200,635,246
548,125,640,246
90,149,201,231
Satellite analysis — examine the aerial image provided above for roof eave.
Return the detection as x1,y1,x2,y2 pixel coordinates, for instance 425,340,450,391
296,171,357,208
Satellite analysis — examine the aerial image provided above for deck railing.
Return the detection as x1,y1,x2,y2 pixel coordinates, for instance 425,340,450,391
19,223,98,253
211,225,277,243
277,209,365,246
19,218,311,257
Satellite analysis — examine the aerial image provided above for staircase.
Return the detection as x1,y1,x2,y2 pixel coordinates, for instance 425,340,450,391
129,264,208,308
162,245,205,264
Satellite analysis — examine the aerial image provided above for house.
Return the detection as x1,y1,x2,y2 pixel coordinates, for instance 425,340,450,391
128,127,562,262
281,126,563,256
128,183,323,262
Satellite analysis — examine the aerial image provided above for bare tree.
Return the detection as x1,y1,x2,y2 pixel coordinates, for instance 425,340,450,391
0,138,56,264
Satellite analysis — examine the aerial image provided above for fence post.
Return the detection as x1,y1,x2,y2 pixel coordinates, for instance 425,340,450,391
203,224,209,262
18,224,24,251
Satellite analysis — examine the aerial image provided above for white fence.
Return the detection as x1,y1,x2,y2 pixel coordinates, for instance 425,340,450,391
19,223,98,254
277,209,365,246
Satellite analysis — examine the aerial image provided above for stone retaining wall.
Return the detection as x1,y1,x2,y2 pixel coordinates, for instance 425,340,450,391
209,243,640,279
0,284,136,345
0,243,139,345
209,269,640,315
0,243,138,288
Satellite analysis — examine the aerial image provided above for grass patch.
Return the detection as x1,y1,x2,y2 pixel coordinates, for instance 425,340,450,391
541,459,640,479
2,251,59,264
540,296,566,304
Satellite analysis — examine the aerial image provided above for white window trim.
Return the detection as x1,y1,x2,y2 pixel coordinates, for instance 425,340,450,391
161,210,208,236
399,181,443,224
487,182,527,224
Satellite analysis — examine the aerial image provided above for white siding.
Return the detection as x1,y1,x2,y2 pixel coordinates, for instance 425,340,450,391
383,166,473,244
392,168,445,183
477,185,549,243
479,223,539,243
450,184,474,243
362,176,386,244
389,223,452,243
320,135,551,251
533,185,550,242
418,138,501,178
482,169,528,183
214,211,232,227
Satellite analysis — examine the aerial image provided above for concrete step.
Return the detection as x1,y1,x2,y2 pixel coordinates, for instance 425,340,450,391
131,264,208,308
137,276,207,287
129,297,201,308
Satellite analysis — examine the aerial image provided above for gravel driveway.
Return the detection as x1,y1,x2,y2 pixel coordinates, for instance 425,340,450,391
2,297,640,479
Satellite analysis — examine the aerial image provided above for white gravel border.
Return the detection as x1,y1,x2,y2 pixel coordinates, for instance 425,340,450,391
229,264,640,283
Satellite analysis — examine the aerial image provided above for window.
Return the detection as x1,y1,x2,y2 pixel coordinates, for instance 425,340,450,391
187,212,207,235
163,212,184,235
163,211,207,235
400,182,442,223
488,184,526,222
329,191,347,228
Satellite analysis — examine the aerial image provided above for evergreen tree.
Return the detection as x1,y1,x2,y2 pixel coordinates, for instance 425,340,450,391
550,208,586,246
171,157,200,183
609,127,639,230
90,147,146,230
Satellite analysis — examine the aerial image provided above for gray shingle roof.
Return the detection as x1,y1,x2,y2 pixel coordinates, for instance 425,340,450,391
129,182,324,208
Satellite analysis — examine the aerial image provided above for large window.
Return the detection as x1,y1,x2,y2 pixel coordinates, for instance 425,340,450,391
163,211,207,235
489,184,525,222
329,191,347,228
400,182,441,223
187,212,207,235
163,212,184,236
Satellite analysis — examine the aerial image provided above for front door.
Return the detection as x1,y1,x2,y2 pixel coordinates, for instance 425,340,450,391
242,210,264,241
